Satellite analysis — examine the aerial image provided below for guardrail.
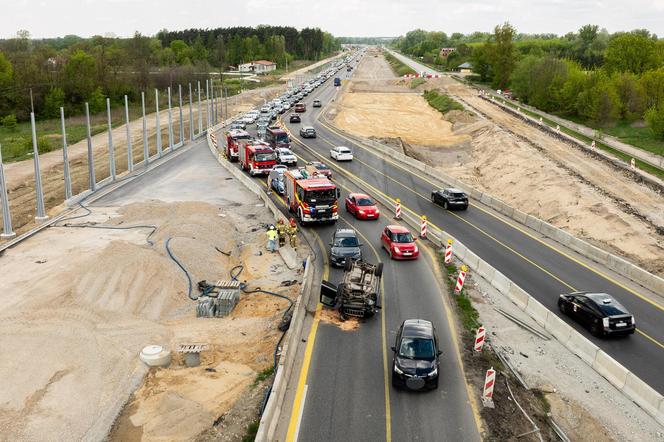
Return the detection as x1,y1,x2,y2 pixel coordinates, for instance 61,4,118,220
316,124,664,426
205,122,318,441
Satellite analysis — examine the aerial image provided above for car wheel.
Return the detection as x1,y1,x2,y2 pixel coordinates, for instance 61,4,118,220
432,376,439,390
558,301,567,315
389,249,394,260
431,194,436,204
443,201,448,210
391,373,400,389
591,321,604,337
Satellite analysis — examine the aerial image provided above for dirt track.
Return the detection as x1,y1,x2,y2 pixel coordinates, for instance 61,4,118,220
332,52,664,275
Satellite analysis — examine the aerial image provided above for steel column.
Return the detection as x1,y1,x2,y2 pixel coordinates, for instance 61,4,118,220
60,107,72,200
85,103,96,191
205,79,210,128
197,81,203,134
167,86,174,151
0,144,16,238
30,112,48,220
106,98,116,181
125,95,133,172
142,92,149,167
155,89,162,157
189,83,194,141
178,84,184,146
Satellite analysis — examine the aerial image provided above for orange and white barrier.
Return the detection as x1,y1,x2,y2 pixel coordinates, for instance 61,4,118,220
474,326,486,352
538,117,543,124
210,133,217,147
444,239,453,264
420,215,427,238
395,198,401,219
630,158,636,170
591,140,596,150
454,265,467,294
482,367,496,408
555,124,560,133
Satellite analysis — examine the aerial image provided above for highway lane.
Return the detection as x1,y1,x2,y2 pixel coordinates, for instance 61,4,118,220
215,77,482,439
281,53,664,395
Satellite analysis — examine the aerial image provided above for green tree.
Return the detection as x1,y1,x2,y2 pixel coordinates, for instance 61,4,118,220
645,104,664,139
471,44,492,82
610,72,646,121
576,72,621,126
43,87,65,118
88,87,105,113
64,49,97,103
605,33,660,74
1,114,17,131
489,22,517,89
640,68,664,109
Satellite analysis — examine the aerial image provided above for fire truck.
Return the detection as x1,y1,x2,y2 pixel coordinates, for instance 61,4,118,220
225,129,251,161
265,126,290,149
238,139,277,176
284,168,340,224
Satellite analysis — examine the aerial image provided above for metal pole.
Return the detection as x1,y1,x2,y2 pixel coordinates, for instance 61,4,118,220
0,144,16,239
167,86,174,151
197,81,203,134
125,95,133,172
189,83,194,141
155,88,162,157
85,103,96,191
178,84,184,146
224,87,228,123
205,79,210,128
60,107,72,200
142,91,149,167
30,112,48,221
211,85,215,125
106,98,116,181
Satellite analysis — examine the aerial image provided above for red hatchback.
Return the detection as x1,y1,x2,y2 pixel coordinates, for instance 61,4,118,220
345,193,380,220
381,225,419,260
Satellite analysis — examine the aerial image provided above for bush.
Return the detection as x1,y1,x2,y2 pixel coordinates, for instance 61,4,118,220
645,105,664,139
43,87,65,119
88,87,106,114
423,90,464,114
23,136,55,155
2,114,17,130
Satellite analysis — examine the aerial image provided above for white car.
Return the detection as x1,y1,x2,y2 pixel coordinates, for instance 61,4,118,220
276,148,297,166
330,146,353,161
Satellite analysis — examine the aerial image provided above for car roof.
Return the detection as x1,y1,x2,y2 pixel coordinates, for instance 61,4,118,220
336,146,351,150
349,193,370,199
402,319,434,338
442,188,465,193
302,126,315,130
386,225,410,233
583,293,629,313
334,228,357,238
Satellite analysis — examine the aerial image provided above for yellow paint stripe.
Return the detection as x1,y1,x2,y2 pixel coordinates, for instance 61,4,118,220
318,117,664,313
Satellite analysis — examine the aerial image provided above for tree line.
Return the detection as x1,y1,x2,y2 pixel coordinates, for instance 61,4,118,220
0,26,339,124
392,25,664,137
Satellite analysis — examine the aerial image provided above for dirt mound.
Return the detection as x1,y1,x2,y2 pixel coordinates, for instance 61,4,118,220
318,309,360,331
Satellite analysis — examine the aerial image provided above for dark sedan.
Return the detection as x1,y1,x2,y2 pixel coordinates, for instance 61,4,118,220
431,188,468,210
392,319,441,390
558,292,635,337
289,114,301,123
329,228,362,267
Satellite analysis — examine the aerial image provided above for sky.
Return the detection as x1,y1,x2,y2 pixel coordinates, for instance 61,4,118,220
2,0,663,39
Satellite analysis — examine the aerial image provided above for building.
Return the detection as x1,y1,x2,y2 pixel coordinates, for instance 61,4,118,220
439,48,456,58
238,60,277,74
456,62,473,73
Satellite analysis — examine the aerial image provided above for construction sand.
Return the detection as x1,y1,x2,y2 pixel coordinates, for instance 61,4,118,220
332,53,664,276
0,198,304,441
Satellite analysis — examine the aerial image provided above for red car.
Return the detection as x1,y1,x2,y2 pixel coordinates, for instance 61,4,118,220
381,225,419,260
345,193,380,220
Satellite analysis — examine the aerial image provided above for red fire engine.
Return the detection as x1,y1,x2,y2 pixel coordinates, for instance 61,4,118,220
284,168,340,224
238,139,277,176
225,129,251,161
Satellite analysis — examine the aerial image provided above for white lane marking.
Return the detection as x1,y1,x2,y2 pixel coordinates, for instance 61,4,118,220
294,384,309,442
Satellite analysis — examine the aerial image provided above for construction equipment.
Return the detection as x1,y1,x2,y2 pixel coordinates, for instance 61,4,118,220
320,259,383,319
196,280,242,317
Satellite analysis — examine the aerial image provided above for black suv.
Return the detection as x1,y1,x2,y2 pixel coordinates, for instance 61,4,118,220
300,126,317,138
558,292,635,337
391,319,441,390
431,188,468,210
289,114,301,123
329,229,362,267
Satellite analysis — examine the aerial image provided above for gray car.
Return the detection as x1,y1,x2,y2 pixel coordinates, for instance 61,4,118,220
329,229,362,267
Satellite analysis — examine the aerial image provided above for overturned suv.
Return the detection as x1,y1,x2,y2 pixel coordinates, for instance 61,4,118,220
558,291,635,337
320,259,382,320
392,319,441,390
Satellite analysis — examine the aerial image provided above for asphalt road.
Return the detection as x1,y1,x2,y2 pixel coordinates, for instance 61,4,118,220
216,61,482,440
293,48,664,396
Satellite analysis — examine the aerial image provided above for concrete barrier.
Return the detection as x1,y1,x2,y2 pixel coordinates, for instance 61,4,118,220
507,283,531,310
622,373,663,419
543,314,572,345
476,259,496,281
491,270,511,295
566,332,600,366
592,351,629,390
524,297,550,327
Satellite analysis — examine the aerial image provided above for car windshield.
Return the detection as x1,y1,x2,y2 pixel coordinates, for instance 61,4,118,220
587,295,629,316
338,148,351,153
232,135,250,141
276,134,289,143
393,232,413,243
334,236,359,247
306,129,315,133
357,198,374,206
314,164,328,171
399,338,435,360
280,149,293,156
255,152,276,162
304,188,336,202
451,192,466,198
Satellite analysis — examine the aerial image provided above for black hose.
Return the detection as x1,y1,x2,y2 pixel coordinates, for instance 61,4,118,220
165,237,196,301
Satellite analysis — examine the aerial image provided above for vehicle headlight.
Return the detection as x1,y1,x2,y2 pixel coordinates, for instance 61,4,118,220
375,209,380,214
394,365,404,375
631,316,636,326
358,210,365,215
414,246,419,253
427,368,438,377
394,246,401,253
602,317,610,328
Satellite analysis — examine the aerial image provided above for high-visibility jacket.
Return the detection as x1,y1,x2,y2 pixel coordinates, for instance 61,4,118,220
267,229,278,240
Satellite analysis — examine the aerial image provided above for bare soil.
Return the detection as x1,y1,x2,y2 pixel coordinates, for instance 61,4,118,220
332,53,664,276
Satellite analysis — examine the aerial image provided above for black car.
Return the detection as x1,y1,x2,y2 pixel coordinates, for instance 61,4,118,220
392,319,441,390
289,114,301,123
329,228,362,267
431,188,468,210
558,292,635,337
300,126,317,138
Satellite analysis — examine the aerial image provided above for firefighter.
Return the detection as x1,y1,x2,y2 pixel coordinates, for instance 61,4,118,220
287,218,298,250
276,219,287,248
266,225,278,253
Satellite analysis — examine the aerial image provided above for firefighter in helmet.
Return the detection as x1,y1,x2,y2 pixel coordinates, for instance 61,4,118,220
287,217,298,250
276,218,287,248
266,224,278,252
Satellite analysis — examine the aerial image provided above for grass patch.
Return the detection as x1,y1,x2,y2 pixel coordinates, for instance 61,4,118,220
252,366,274,387
242,419,260,442
384,52,416,77
438,255,481,332
423,90,464,114
409,78,426,89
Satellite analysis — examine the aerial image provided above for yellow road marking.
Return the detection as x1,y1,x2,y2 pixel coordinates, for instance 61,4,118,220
318,118,664,313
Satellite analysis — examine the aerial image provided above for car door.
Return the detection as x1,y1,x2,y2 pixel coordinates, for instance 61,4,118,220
381,227,391,249
574,296,595,326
